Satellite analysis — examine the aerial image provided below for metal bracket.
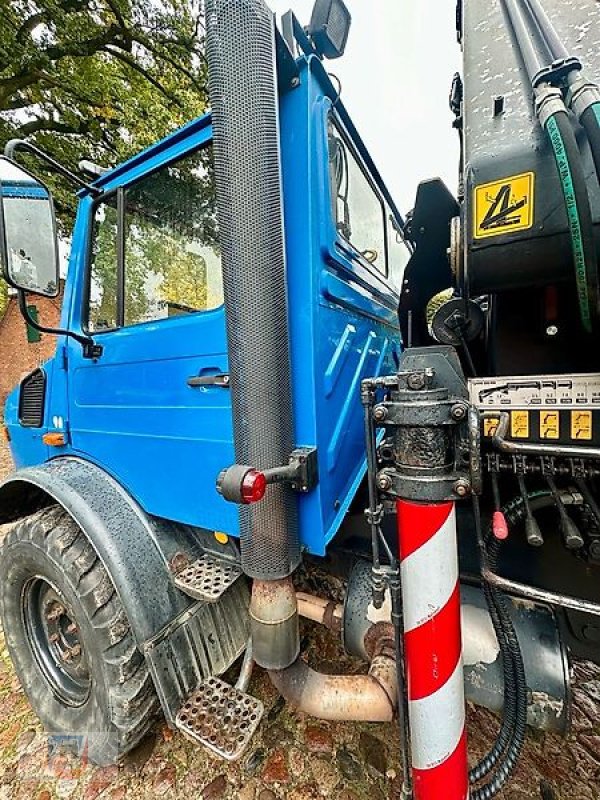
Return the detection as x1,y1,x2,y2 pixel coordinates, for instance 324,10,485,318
216,447,319,505
256,447,318,493
287,447,318,493
362,346,481,504
365,504,385,526
82,340,104,360
275,19,301,93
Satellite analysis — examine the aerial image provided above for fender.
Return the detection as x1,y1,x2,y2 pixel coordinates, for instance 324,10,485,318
0,457,249,721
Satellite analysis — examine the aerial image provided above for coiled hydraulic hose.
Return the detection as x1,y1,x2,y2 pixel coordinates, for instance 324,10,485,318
469,581,518,783
470,487,583,797
474,546,528,799
469,496,528,800
542,103,599,333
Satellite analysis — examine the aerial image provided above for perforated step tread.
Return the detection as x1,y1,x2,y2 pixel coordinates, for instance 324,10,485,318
174,554,242,602
175,677,264,760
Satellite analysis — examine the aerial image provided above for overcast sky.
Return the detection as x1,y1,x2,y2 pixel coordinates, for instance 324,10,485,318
269,0,461,215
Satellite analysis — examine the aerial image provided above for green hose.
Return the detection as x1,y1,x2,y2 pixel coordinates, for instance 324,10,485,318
544,111,598,333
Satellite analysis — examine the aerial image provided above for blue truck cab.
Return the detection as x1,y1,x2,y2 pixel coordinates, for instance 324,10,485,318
0,0,585,779
3,53,409,556
0,2,414,764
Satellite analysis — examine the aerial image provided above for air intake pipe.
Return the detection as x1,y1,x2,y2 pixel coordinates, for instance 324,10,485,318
205,0,402,716
205,0,300,670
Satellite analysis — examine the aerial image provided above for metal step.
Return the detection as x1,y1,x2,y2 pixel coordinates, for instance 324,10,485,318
173,554,242,602
175,676,264,760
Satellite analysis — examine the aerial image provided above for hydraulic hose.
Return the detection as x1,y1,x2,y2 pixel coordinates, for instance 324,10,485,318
524,0,600,173
469,581,517,783
541,103,599,333
472,546,528,800
469,496,528,799
501,0,599,332
502,0,548,86
523,0,569,62
581,104,600,190
472,488,578,795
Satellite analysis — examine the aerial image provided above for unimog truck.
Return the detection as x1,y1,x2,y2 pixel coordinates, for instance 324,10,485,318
1,2,599,798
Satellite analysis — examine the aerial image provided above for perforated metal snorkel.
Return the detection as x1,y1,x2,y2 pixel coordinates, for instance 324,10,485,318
205,0,300,669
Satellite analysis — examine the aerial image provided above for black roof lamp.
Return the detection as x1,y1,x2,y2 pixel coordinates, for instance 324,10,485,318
307,0,352,60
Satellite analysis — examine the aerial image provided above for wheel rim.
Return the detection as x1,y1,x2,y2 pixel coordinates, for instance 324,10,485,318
22,577,91,707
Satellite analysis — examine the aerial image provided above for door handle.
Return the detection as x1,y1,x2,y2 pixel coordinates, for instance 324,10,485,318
187,372,230,388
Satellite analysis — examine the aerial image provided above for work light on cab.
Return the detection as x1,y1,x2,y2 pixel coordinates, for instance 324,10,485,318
307,0,351,59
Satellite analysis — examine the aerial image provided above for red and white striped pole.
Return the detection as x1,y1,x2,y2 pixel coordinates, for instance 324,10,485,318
397,498,469,800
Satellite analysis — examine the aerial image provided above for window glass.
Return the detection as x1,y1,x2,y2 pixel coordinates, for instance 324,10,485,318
87,145,222,331
89,198,118,332
386,209,411,293
328,118,386,273
124,147,222,326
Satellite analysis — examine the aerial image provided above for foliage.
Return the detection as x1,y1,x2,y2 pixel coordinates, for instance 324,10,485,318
89,145,221,327
0,0,209,229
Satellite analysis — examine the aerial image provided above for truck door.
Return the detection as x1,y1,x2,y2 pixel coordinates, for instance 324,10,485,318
66,124,237,533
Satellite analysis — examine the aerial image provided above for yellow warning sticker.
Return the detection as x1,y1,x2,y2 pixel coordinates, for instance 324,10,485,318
540,411,560,440
483,417,500,438
511,410,530,439
571,411,592,441
474,172,535,240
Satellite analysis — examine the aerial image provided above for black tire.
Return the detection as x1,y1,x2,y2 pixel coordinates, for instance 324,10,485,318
0,506,159,765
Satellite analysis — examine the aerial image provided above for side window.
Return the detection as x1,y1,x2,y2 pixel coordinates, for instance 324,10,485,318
123,147,222,326
89,198,118,332
87,144,222,331
328,118,387,273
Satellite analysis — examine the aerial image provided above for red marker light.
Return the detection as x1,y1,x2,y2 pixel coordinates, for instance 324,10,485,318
241,469,267,504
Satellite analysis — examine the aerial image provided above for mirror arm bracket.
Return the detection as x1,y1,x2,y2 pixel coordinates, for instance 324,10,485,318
5,140,102,197
18,291,103,360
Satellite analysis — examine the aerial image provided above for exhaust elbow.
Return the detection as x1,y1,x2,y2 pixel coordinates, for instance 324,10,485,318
269,654,397,722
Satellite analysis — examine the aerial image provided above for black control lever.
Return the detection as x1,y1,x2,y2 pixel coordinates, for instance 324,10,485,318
546,474,584,550
517,474,544,547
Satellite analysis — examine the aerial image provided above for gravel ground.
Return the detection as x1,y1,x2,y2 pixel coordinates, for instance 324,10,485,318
0,441,13,483
0,439,598,800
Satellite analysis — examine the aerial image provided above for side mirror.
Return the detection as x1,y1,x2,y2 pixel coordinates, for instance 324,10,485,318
0,156,60,298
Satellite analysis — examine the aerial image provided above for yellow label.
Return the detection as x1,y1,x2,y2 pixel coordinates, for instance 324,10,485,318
571,411,592,441
483,417,500,438
540,411,560,440
214,531,229,545
474,172,535,240
511,410,530,439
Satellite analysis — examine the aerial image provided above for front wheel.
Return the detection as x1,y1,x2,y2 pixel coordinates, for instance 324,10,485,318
0,506,158,765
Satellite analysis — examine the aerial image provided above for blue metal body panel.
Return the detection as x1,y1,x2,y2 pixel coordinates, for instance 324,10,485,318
4,56,403,556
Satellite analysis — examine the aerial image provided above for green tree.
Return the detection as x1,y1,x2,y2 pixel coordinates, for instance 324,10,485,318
0,0,208,226
88,145,221,329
